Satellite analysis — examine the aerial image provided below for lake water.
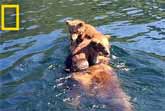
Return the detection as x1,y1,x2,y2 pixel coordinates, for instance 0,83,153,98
0,0,165,111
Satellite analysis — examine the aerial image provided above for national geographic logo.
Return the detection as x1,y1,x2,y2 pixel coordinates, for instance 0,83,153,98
1,4,20,31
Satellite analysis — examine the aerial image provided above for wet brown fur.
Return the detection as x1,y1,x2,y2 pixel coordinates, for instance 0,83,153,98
72,64,133,111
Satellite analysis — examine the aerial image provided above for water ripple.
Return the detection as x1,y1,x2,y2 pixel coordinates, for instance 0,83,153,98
97,19,165,56
0,30,64,71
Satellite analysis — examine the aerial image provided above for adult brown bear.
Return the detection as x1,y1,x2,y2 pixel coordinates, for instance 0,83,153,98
65,19,110,72
64,20,133,111
71,64,133,111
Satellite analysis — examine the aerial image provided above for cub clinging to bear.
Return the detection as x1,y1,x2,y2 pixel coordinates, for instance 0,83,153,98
65,19,110,72
66,19,110,55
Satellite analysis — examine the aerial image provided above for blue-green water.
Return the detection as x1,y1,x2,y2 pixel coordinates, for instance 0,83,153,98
0,0,165,111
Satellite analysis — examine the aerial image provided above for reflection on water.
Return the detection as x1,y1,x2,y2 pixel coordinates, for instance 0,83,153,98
0,0,165,111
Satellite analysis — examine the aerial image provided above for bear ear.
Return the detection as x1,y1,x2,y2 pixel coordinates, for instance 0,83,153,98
78,22,84,27
65,20,71,25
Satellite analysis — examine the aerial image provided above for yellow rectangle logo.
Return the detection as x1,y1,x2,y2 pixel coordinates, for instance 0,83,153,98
1,4,20,31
